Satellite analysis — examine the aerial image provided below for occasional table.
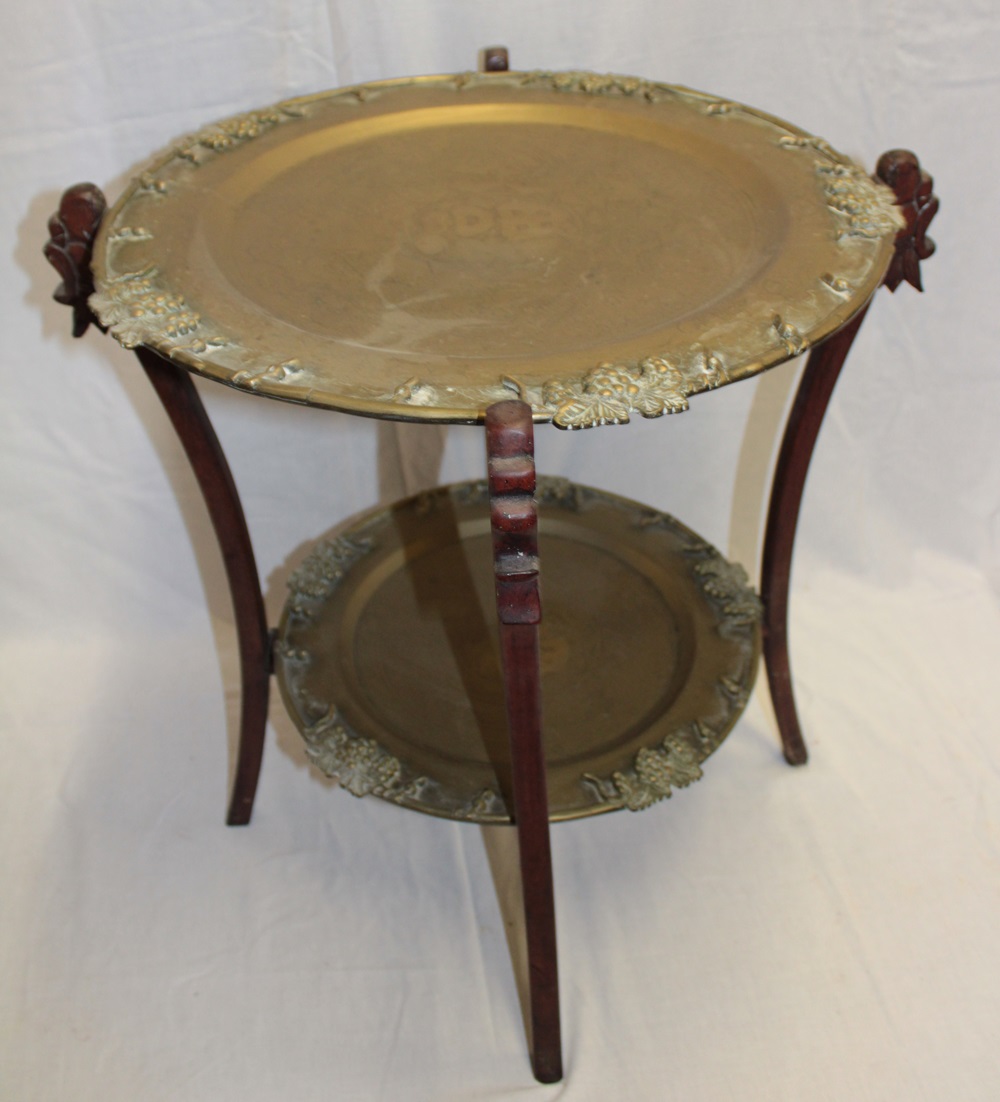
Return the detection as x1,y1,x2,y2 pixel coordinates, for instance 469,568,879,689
44,47,936,1084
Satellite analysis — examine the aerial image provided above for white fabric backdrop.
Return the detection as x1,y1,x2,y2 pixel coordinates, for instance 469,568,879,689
3,2,1000,1098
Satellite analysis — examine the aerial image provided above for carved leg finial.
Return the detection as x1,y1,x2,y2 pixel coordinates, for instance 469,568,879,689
486,400,562,1084
481,46,510,72
876,150,939,293
43,183,107,338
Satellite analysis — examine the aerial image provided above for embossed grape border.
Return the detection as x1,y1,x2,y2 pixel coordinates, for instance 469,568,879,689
274,478,762,823
90,70,902,429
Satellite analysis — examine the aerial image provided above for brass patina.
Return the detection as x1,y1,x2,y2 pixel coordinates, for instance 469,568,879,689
90,70,901,428
275,479,761,823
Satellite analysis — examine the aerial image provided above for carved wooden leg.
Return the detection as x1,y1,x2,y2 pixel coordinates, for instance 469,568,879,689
761,149,937,765
486,400,562,1084
136,348,271,825
761,308,869,765
45,184,272,823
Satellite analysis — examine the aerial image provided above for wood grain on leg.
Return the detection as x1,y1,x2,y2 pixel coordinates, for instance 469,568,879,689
761,308,869,765
136,348,271,826
486,400,562,1084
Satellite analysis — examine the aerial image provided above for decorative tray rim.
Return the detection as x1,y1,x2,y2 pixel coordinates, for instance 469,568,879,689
91,69,902,428
274,475,762,823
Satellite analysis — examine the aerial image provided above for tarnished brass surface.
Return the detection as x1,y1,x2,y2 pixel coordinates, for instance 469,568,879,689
91,71,901,427
274,479,761,823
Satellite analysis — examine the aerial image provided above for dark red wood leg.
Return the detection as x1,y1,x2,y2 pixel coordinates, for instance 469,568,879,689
135,347,271,825
761,308,869,765
486,400,562,1084
761,149,937,765
44,184,271,825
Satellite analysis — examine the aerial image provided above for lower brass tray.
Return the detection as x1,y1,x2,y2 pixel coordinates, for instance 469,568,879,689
275,478,761,823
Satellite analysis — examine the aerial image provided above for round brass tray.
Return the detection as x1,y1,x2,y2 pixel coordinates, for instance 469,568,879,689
91,70,901,428
274,478,761,823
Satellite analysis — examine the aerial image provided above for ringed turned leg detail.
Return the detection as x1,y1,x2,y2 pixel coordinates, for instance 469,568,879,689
136,347,271,826
486,400,562,1085
761,149,938,765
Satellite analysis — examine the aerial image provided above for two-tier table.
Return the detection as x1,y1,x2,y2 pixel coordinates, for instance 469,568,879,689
44,52,936,1084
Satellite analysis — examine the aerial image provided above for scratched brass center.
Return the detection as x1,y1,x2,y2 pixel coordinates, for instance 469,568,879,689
201,109,779,359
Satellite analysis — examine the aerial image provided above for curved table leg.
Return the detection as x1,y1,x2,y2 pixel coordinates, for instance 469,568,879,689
761,148,937,765
760,308,869,765
45,184,272,824
136,347,271,825
486,400,562,1084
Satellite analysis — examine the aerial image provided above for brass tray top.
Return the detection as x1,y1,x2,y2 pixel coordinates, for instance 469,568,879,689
92,70,902,428
274,478,761,823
